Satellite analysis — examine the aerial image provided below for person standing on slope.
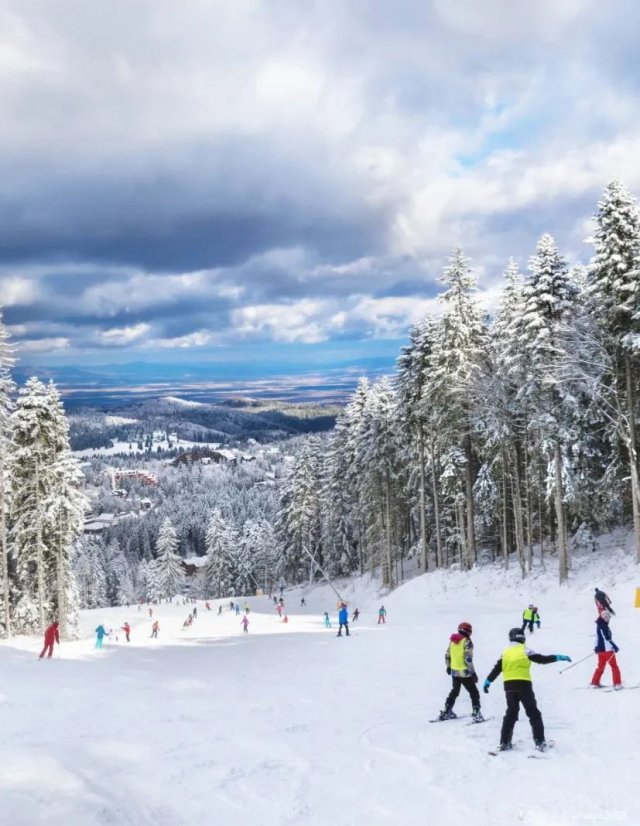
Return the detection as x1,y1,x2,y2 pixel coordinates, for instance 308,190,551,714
150,620,159,638
594,588,615,616
218,605,223,615
337,602,350,637
241,615,250,633
323,611,331,628
483,627,571,752
352,608,360,622
520,605,540,634
122,622,131,642
39,620,60,659
378,606,387,624
438,621,483,722
95,624,109,650
591,610,622,689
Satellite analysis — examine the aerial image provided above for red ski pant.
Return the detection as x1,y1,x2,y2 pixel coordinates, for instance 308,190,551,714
591,652,621,686
39,642,54,658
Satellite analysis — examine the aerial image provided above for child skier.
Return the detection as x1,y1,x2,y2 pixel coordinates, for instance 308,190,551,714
323,612,331,628
241,615,250,633
594,588,615,616
235,604,241,616
39,620,59,659
151,620,159,638
122,622,131,642
483,627,571,752
378,606,387,624
95,624,109,650
521,605,540,634
337,603,350,637
591,610,622,688
438,621,482,722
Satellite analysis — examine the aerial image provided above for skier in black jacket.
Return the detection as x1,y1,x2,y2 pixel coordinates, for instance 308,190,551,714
594,588,615,616
483,627,571,752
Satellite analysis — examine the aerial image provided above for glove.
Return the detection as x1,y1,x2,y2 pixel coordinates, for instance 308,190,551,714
612,644,619,653
556,654,571,662
472,673,478,683
483,679,491,694
446,667,451,676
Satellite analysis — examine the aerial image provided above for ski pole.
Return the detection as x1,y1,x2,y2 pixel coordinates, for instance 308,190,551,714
559,652,594,673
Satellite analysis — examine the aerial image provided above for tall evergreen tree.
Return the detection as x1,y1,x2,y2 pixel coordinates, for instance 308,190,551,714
151,517,184,600
0,311,14,636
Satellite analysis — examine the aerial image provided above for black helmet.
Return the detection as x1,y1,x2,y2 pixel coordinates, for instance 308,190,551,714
509,627,525,643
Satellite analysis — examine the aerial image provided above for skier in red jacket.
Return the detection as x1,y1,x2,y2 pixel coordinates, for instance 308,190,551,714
122,622,131,642
39,620,60,658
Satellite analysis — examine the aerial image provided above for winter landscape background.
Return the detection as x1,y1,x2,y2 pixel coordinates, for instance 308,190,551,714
2,1,640,824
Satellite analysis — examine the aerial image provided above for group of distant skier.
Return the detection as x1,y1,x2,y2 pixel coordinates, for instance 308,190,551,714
435,587,622,753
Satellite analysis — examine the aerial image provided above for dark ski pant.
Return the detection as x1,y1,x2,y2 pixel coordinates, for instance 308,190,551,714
500,682,544,746
445,676,480,712
337,622,350,636
39,643,54,658
521,618,534,633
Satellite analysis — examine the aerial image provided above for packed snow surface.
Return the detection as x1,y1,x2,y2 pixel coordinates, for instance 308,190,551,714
1,544,639,825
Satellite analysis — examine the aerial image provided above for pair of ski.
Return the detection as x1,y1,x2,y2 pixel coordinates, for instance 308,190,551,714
488,740,555,759
575,684,639,693
429,713,491,726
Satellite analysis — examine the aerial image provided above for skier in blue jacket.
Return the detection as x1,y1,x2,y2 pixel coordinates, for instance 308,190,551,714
337,603,350,637
95,624,109,650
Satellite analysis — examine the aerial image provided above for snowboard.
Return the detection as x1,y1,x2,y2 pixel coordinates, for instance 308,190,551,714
429,714,470,723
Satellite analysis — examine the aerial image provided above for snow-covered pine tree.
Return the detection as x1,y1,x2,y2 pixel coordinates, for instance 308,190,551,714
519,234,579,583
150,517,184,601
204,508,237,597
428,249,488,569
0,310,14,636
588,179,640,563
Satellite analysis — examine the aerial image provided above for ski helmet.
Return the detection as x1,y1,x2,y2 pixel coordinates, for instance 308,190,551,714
458,621,472,636
508,627,526,643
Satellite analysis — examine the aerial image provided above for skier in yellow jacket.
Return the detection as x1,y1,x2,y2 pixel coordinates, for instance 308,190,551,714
437,621,483,722
483,627,571,752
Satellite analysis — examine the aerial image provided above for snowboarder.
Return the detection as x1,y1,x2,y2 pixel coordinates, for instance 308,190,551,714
352,608,360,622
594,588,615,616
218,605,223,615
378,606,387,624
483,627,571,752
300,597,306,607
438,622,482,722
122,622,131,642
241,616,250,633
520,605,540,634
323,612,331,628
337,603,350,637
39,620,59,659
591,610,622,688
151,620,159,638
95,624,109,650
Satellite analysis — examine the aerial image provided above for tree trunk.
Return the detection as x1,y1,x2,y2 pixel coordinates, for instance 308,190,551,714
522,426,533,570
456,498,467,569
510,460,526,579
36,461,45,634
463,431,476,566
0,461,9,637
57,512,66,640
430,441,443,568
624,354,640,564
501,448,509,570
384,471,394,589
537,440,546,571
554,442,568,584
418,425,428,573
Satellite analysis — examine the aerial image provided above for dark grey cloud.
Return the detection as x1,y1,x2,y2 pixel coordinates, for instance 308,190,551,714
2,0,640,358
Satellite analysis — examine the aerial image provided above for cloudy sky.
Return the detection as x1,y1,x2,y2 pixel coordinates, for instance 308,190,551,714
2,0,640,370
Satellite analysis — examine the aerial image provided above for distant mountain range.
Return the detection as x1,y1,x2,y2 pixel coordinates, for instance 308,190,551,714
14,359,394,408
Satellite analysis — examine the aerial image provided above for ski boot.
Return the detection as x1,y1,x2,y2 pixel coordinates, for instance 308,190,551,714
534,740,547,752
437,708,457,721
471,707,484,723
613,684,623,691
498,742,513,752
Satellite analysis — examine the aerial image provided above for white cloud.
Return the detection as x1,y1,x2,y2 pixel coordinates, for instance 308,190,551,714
18,337,70,354
0,276,35,306
99,323,151,345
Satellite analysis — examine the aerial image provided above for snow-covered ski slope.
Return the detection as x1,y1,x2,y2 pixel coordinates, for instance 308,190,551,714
1,541,639,825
